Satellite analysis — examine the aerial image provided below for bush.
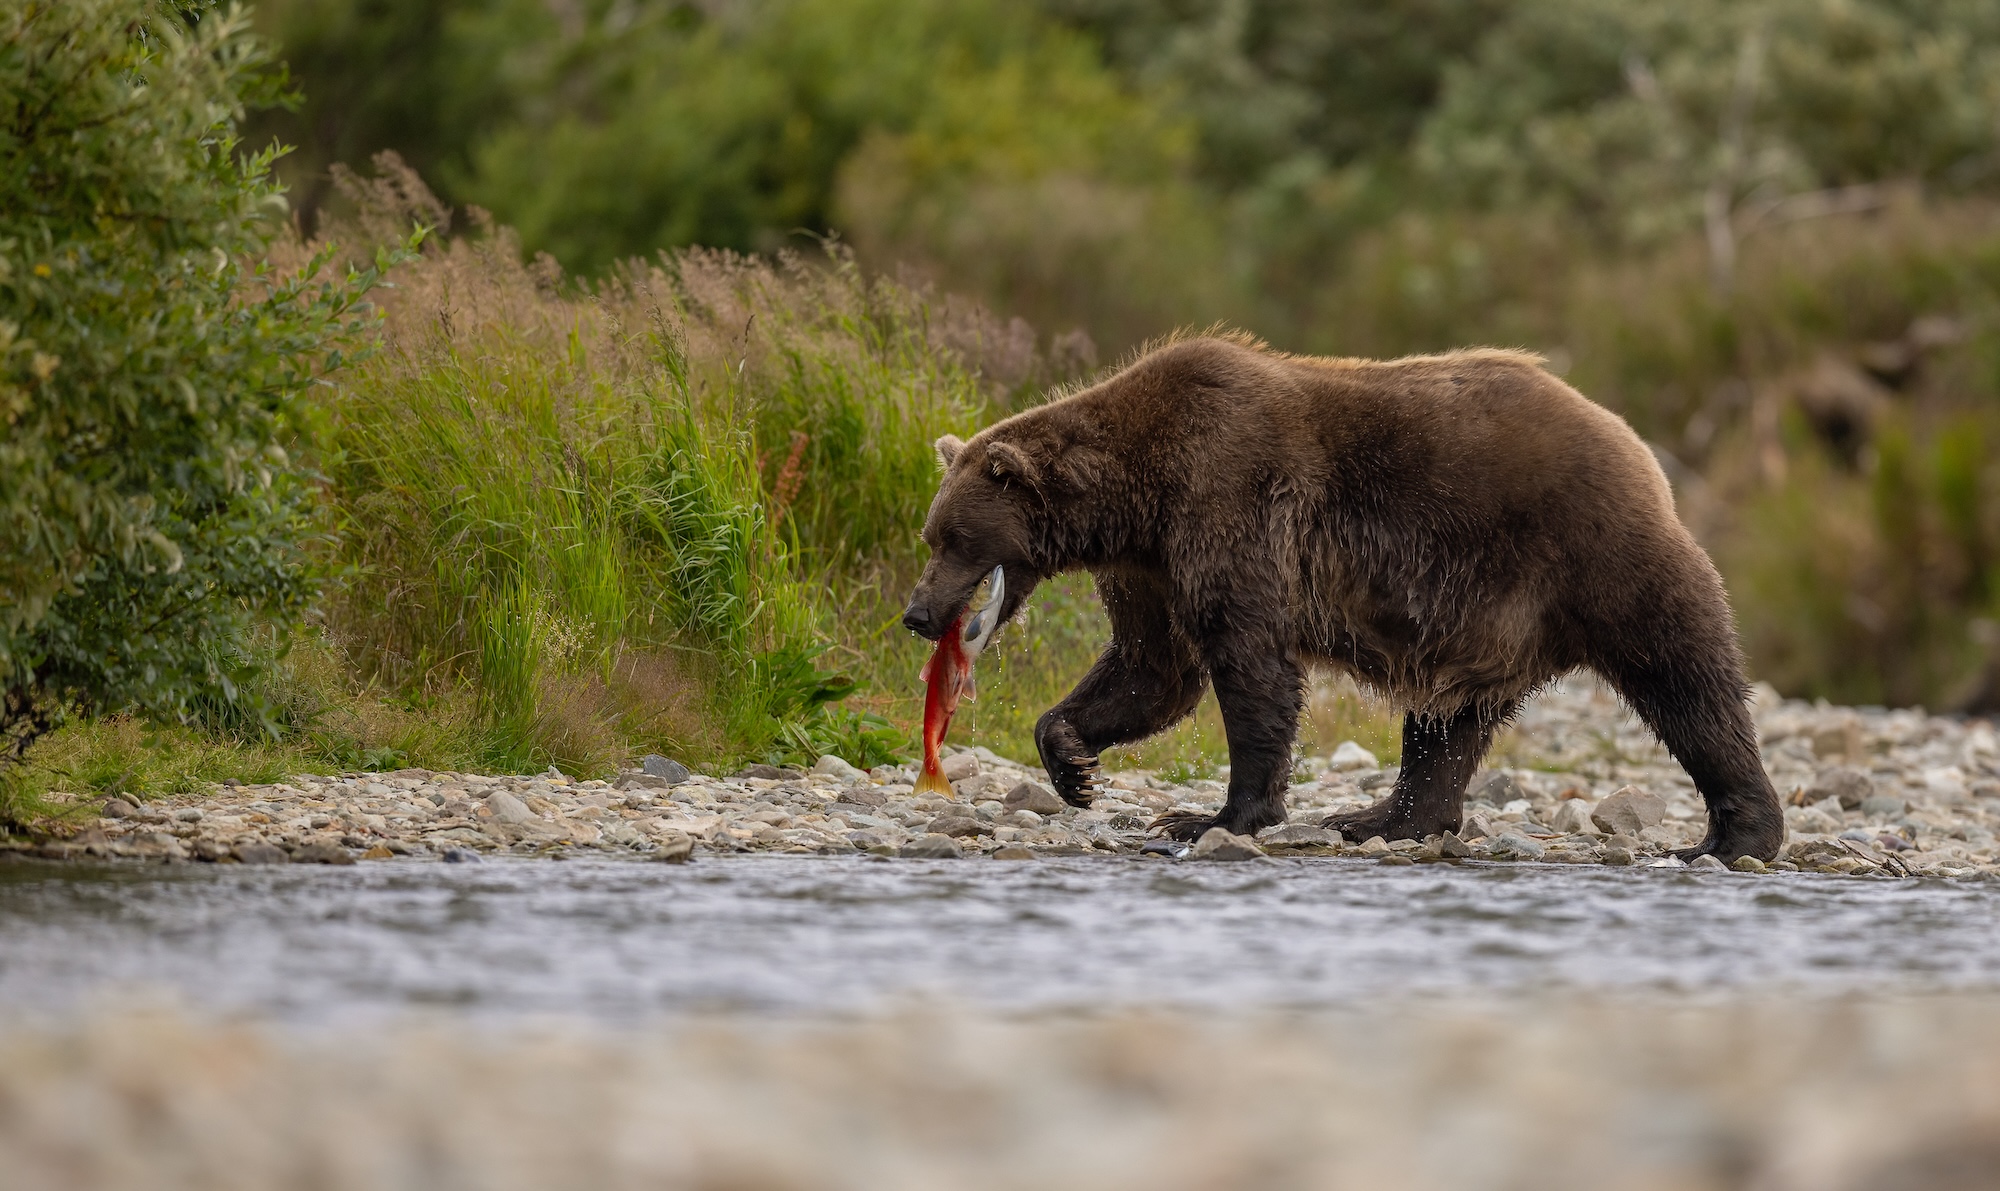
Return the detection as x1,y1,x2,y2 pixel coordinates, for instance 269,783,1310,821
0,0,401,776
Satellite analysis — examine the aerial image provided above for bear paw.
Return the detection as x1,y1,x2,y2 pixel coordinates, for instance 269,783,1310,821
1671,828,1784,864
1322,800,1446,844
1151,810,1219,843
1036,719,1099,807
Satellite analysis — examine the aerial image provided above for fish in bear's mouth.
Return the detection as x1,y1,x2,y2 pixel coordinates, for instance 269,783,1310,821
913,566,1004,797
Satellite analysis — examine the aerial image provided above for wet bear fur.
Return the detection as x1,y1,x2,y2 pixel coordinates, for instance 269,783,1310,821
902,334,1785,862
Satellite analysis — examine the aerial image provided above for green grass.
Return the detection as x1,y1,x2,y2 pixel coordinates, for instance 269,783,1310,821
0,633,495,824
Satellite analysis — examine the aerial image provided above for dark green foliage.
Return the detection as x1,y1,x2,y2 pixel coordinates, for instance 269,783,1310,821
1418,0,2000,242
243,0,538,230
1045,0,1505,181
0,0,405,769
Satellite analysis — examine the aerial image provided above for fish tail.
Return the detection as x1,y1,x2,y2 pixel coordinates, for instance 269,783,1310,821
913,767,955,798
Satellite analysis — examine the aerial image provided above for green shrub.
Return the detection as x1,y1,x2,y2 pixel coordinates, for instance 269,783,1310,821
0,0,404,781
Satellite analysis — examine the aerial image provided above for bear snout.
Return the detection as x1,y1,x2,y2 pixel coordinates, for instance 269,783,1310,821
902,600,941,639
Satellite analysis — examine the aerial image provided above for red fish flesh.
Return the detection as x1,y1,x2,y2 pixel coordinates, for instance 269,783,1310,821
913,566,1004,797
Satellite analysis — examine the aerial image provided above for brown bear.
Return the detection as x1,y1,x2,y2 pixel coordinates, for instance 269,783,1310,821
902,334,1785,862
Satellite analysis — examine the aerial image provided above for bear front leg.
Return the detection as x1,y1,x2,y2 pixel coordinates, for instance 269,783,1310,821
1155,638,1300,843
1323,705,1504,843
1036,575,1206,807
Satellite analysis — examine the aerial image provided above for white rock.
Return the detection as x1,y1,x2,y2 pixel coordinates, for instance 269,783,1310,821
1191,828,1263,861
1549,800,1594,834
1329,741,1378,772
486,791,539,824
940,753,981,782
1591,786,1666,836
812,755,867,783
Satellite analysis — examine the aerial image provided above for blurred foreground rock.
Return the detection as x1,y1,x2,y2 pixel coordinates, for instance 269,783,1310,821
6,998,2000,1191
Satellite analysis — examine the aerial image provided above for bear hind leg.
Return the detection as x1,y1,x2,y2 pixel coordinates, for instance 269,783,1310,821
1600,655,1785,863
1322,704,1504,844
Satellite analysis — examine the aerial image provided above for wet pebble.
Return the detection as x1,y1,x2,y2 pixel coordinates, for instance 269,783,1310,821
1191,829,1262,861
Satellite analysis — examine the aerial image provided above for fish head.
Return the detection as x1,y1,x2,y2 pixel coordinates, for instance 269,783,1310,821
902,433,1038,643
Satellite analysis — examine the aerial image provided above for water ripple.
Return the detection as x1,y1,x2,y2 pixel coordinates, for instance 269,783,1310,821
2,855,1999,1024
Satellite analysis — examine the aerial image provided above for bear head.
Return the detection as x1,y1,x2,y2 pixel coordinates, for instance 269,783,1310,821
902,431,1043,642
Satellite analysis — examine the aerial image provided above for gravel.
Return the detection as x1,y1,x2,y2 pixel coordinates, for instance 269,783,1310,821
17,677,2000,880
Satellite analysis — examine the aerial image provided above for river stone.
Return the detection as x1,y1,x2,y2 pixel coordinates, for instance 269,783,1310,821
486,791,538,825
654,835,695,863
293,842,356,865
1003,782,1065,815
1357,835,1392,857
1260,823,1339,848
1191,828,1263,861
813,755,867,783
1470,770,1516,803
940,753,981,782
1328,741,1378,771
1549,799,1595,834
900,833,963,860
1591,786,1666,836
1731,856,1768,872
192,839,232,862
1688,853,1729,871
1460,812,1498,841
1808,764,1874,810
642,754,692,783
991,845,1036,860
1438,831,1473,859
101,798,136,819
1861,793,1908,819
848,829,900,855
1490,833,1546,860
1602,846,1635,866
926,815,992,838
233,842,289,865
839,785,887,808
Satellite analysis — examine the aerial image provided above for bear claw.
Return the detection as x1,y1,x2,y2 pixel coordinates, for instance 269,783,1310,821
1036,721,1099,807
1321,803,1448,845
1151,810,1218,842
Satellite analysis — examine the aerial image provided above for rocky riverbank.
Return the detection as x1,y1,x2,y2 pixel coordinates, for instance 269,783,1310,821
16,678,2000,878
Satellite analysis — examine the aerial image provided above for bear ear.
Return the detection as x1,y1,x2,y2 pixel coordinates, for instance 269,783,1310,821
987,441,1041,491
934,434,966,470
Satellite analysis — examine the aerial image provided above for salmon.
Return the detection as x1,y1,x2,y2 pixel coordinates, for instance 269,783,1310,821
913,566,1004,798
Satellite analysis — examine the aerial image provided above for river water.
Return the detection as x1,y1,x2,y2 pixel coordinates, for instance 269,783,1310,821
3,854,1998,1025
